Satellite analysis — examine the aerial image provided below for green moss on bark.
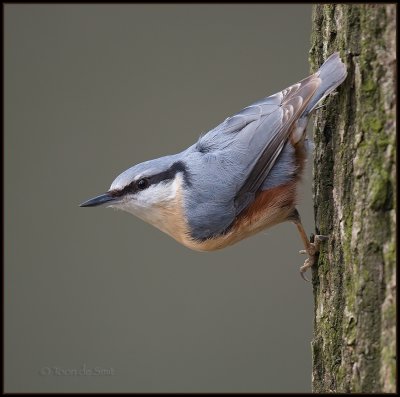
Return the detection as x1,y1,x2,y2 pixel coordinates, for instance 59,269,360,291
310,4,396,393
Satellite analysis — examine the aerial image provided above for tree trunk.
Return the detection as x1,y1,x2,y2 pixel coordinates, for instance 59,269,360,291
309,4,396,393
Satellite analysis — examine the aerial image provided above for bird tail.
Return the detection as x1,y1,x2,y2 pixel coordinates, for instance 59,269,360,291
303,52,347,115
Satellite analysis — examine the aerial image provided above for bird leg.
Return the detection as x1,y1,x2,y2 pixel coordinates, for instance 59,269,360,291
288,209,328,282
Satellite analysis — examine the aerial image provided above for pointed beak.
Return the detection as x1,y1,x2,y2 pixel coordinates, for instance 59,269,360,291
79,192,116,208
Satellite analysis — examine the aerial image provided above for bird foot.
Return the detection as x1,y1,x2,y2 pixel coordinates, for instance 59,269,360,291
299,235,328,282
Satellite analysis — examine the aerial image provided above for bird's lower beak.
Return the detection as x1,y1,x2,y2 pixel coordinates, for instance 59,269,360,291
79,192,116,207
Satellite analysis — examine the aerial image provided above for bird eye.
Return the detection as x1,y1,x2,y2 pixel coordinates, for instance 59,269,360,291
137,178,149,190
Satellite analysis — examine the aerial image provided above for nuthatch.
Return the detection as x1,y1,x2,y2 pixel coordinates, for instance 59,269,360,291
80,52,347,281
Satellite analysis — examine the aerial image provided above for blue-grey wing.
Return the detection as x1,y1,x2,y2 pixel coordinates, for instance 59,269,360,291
184,75,320,240
233,75,321,213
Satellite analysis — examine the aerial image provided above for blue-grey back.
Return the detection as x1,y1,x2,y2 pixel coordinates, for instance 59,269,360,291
182,97,298,240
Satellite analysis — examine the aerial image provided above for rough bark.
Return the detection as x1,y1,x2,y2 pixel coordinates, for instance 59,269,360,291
309,4,396,393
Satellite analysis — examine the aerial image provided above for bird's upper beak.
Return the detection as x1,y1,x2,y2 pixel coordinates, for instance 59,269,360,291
79,192,116,207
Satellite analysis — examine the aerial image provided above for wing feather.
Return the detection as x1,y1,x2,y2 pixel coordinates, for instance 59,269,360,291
233,75,321,213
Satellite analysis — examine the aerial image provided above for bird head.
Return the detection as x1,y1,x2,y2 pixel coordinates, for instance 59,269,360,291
80,155,191,238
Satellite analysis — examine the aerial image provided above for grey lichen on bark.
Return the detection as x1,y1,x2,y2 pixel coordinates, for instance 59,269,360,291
309,4,396,393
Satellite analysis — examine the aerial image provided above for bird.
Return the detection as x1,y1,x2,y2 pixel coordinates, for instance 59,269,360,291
80,52,347,281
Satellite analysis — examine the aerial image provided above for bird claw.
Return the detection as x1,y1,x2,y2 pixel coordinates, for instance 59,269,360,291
299,235,328,282
300,259,312,282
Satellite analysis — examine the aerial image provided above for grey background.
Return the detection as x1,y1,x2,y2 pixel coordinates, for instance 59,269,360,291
5,4,314,393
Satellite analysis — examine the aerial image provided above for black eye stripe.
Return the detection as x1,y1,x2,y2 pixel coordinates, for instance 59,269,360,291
149,161,191,186
110,161,191,197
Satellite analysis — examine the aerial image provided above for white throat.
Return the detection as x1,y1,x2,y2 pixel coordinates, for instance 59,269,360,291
111,174,185,237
